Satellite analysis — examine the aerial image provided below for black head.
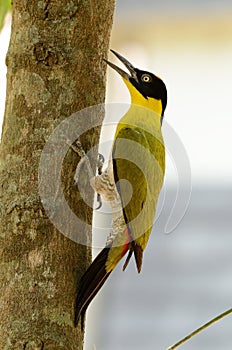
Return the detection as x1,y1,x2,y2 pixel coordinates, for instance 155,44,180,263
105,50,167,116
131,69,167,115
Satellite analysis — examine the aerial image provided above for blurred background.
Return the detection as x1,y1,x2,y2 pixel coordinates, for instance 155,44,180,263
87,1,232,349
0,0,232,349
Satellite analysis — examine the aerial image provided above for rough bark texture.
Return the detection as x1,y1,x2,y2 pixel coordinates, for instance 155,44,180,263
0,1,115,349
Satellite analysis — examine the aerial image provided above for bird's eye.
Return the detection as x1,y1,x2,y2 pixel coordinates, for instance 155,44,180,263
141,74,152,83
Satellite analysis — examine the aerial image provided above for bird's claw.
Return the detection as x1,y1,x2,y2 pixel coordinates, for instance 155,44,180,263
95,193,102,210
97,153,105,175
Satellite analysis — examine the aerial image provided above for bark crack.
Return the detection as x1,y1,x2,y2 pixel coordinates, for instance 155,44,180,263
44,0,50,20
23,340,45,350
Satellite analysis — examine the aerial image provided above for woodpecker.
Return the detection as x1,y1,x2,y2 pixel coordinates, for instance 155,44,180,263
74,50,167,329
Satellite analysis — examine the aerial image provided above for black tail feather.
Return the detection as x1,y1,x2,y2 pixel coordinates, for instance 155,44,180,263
74,246,112,329
132,242,143,273
122,249,133,271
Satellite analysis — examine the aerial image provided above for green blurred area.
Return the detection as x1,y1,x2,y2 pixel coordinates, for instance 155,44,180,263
0,0,11,30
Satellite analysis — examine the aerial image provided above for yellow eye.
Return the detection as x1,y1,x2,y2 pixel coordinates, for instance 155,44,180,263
141,74,151,83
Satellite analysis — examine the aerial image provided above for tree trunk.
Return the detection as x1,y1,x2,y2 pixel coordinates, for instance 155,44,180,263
0,1,115,349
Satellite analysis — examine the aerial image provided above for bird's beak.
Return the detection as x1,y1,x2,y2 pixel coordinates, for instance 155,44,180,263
104,49,138,82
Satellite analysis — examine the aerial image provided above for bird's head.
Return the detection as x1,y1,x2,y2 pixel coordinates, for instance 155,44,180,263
105,50,167,117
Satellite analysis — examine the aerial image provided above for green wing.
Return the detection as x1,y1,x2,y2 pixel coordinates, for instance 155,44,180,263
113,126,152,271
112,125,165,271
113,126,149,228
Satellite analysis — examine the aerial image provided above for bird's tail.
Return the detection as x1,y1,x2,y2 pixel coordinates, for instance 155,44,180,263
74,246,112,329
74,227,143,328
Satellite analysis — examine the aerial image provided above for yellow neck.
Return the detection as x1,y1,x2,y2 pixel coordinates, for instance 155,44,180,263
123,78,163,117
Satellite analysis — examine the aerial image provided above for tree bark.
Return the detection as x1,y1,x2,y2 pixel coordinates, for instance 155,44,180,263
0,1,115,349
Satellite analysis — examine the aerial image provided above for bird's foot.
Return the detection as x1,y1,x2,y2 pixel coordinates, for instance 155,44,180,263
94,153,105,210
97,153,105,175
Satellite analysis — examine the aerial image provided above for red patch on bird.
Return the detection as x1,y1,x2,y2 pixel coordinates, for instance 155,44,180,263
121,227,130,257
